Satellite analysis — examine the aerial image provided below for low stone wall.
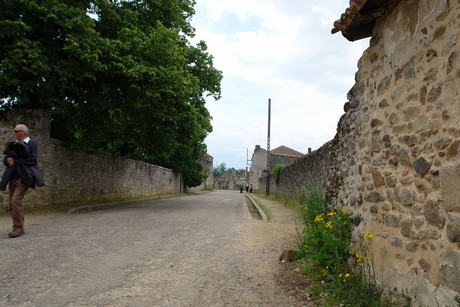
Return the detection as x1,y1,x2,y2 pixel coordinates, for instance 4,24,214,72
0,110,181,209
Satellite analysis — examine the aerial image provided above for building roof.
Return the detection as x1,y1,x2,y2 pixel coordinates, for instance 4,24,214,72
331,0,402,41
271,145,304,158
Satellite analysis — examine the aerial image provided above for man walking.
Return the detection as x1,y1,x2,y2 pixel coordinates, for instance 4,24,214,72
3,124,44,238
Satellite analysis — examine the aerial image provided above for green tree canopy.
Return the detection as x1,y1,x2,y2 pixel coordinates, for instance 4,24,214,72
212,162,245,177
0,0,222,187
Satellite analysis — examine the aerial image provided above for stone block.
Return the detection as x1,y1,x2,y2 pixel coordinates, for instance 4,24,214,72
446,213,460,242
405,241,419,252
386,213,400,227
389,112,399,125
440,163,460,211
418,258,431,273
423,67,438,83
389,236,403,247
401,219,412,237
413,157,431,176
413,216,425,228
386,175,397,187
424,200,446,229
410,204,423,216
364,191,385,202
399,188,416,206
377,75,392,96
372,170,386,187
403,106,421,121
400,175,414,185
433,136,452,150
414,178,432,193
447,50,460,74
413,115,430,132
427,84,442,102
439,250,460,291
411,229,440,240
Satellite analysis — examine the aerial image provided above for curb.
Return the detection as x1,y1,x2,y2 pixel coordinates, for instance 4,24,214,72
245,194,268,221
68,194,183,214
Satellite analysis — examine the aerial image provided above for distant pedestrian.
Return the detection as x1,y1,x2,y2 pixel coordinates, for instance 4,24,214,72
2,124,44,238
239,183,243,193
249,183,253,193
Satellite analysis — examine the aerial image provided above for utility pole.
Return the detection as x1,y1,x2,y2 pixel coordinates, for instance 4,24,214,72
246,148,251,181
266,98,271,196
246,148,251,167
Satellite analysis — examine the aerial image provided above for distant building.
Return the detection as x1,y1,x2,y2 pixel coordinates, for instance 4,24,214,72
213,169,246,190
249,145,304,190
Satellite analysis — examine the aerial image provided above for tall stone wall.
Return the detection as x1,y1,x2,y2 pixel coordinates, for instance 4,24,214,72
0,110,181,209
329,0,459,304
264,0,459,304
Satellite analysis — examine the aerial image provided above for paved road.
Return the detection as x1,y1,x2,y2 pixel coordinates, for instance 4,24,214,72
0,190,303,306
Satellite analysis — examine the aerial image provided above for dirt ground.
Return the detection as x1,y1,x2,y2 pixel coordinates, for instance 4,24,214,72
242,194,315,306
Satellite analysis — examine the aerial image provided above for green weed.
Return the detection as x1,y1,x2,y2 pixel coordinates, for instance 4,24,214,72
293,183,399,306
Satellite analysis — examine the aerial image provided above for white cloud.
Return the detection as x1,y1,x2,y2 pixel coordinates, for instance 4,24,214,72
193,0,370,169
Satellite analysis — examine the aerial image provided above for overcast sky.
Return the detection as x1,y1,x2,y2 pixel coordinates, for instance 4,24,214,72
191,0,370,170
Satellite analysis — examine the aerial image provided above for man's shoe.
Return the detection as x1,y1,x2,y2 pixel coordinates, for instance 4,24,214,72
8,228,24,238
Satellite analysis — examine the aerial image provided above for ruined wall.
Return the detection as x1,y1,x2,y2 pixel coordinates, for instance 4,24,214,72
0,110,181,209
328,0,460,305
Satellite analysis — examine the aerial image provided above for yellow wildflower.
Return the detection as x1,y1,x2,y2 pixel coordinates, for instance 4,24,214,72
314,214,324,223
363,231,375,239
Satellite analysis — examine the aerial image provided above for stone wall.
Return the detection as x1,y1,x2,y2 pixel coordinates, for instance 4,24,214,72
278,141,332,199
262,0,460,304
0,110,181,209
329,1,459,304
258,141,332,199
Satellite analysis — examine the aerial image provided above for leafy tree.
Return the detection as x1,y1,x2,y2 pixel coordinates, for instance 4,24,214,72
213,162,245,178
0,0,222,187
213,162,227,177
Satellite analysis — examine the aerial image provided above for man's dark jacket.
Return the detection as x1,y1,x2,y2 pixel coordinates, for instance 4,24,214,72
0,140,45,191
